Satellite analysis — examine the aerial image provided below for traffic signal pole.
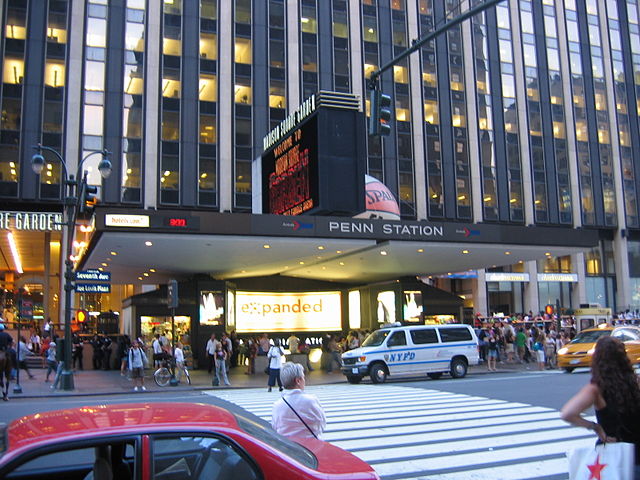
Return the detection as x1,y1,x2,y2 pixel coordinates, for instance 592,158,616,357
367,0,506,134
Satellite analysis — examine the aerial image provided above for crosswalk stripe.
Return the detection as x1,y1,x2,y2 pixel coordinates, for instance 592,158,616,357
204,384,594,480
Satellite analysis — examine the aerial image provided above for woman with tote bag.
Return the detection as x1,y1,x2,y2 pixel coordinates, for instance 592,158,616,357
267,339,285,392
561,336,640,479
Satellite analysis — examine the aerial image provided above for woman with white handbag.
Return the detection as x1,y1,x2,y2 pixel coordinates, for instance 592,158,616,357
561,336,640,479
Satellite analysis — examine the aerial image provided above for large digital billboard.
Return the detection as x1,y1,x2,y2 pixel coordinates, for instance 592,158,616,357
261,93,365,216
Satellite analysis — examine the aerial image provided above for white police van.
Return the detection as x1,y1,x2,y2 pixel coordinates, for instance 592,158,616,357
341,323,479,384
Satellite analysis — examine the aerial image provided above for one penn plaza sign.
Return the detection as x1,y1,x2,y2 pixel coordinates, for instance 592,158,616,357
0,211,63,232
263,94,317,151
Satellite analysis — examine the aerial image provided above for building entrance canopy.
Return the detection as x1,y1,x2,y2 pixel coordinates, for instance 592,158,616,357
78,208,600,285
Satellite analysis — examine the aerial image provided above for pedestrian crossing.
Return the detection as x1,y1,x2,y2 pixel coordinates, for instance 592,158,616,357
204,384,596,480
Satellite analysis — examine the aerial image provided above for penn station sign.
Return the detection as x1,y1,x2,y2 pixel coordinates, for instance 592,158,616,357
0,211,63,231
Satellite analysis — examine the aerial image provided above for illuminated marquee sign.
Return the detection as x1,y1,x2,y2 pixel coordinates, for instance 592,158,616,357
235,291,342,333
261,94,365,217
105,214,150,228
0,211,62,231
264,115,319,216
537,273,578,282
485,273,530,282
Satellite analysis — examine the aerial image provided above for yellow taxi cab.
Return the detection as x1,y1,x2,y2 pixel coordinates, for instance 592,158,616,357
557,324,640,372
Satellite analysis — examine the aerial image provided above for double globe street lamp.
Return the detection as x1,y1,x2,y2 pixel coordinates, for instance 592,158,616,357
31,144,112,390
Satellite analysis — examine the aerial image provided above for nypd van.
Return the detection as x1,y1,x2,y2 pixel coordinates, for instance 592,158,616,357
341,323,479,384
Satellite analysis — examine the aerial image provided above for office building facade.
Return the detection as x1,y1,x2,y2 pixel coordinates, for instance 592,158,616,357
1,0,640,325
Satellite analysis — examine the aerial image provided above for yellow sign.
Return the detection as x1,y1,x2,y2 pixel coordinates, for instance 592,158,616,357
105,214,150,228
236,291,342,333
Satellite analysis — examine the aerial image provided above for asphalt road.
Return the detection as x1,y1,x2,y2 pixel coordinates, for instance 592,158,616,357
0,368,592,426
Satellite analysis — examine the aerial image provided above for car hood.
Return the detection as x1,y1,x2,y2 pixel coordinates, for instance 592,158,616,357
295,436,379,479
341,347,377,358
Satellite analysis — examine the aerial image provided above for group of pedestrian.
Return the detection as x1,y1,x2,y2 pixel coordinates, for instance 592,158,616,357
476,322,570,372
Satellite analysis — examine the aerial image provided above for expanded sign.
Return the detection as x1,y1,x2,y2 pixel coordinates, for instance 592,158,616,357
76,283,111,293
235,291,342,333
76,270,111,282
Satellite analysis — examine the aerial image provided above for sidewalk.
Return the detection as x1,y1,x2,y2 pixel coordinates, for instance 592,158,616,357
8,360,542,399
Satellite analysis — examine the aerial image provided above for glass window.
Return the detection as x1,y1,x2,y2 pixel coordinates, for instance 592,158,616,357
86,18,106,47
363,16,378,42
387,331,407,347
83,105,103,135
44,59,65,87
199,74,217,102
200,32,217,60
236,0,251,23
12,442,136,476
410,329,438,344
201,0,217,19
235,37,252,63
301,6,317,34
85,61,105,91
438,327,472,342
125,22,145,52
3,57,25,84
199,114,216,143
162,111,180,141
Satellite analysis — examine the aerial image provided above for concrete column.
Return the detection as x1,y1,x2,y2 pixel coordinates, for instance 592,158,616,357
406,0,427,220
555,2,581,227
349,0,363,108
63,0,85,174
461,10,482,222
143,0,161,208
572,252,587,307
473,269,488,317
286,0,300,110
218,0,234,211
524,260,539,314
613,234,631,310
510,0,533,225
43,232,51,324
598,1,629,310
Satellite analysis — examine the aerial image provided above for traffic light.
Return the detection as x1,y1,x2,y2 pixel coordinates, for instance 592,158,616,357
545,304,555,316
368,89,392,136
79,183,98,213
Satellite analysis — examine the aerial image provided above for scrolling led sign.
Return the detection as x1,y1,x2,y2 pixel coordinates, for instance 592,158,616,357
263,115,319,216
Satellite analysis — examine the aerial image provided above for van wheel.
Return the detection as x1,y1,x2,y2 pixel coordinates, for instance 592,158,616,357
563,367,575,373
450,358,468,378
346,375,362,384
370,363,387,384
427,372,442,380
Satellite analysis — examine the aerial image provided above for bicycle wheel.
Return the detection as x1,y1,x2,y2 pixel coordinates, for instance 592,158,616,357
154,367,171,387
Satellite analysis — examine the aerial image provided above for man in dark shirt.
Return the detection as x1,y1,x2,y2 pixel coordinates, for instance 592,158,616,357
0,323,12,351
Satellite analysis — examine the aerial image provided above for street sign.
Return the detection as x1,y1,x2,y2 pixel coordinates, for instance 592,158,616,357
75,283,111,293
76,270,111,282
167,279,178,308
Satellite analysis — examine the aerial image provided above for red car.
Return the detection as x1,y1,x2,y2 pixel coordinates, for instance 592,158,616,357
0,402,379,480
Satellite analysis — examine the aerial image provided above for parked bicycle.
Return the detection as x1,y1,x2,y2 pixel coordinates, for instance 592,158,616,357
153,354,191,387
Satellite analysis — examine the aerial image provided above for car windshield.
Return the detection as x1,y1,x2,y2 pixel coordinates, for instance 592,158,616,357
362,330,390,347
570,330,611,344
233,412,317,469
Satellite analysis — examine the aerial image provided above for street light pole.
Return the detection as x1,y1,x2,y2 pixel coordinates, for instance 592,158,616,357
31,144,112,391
